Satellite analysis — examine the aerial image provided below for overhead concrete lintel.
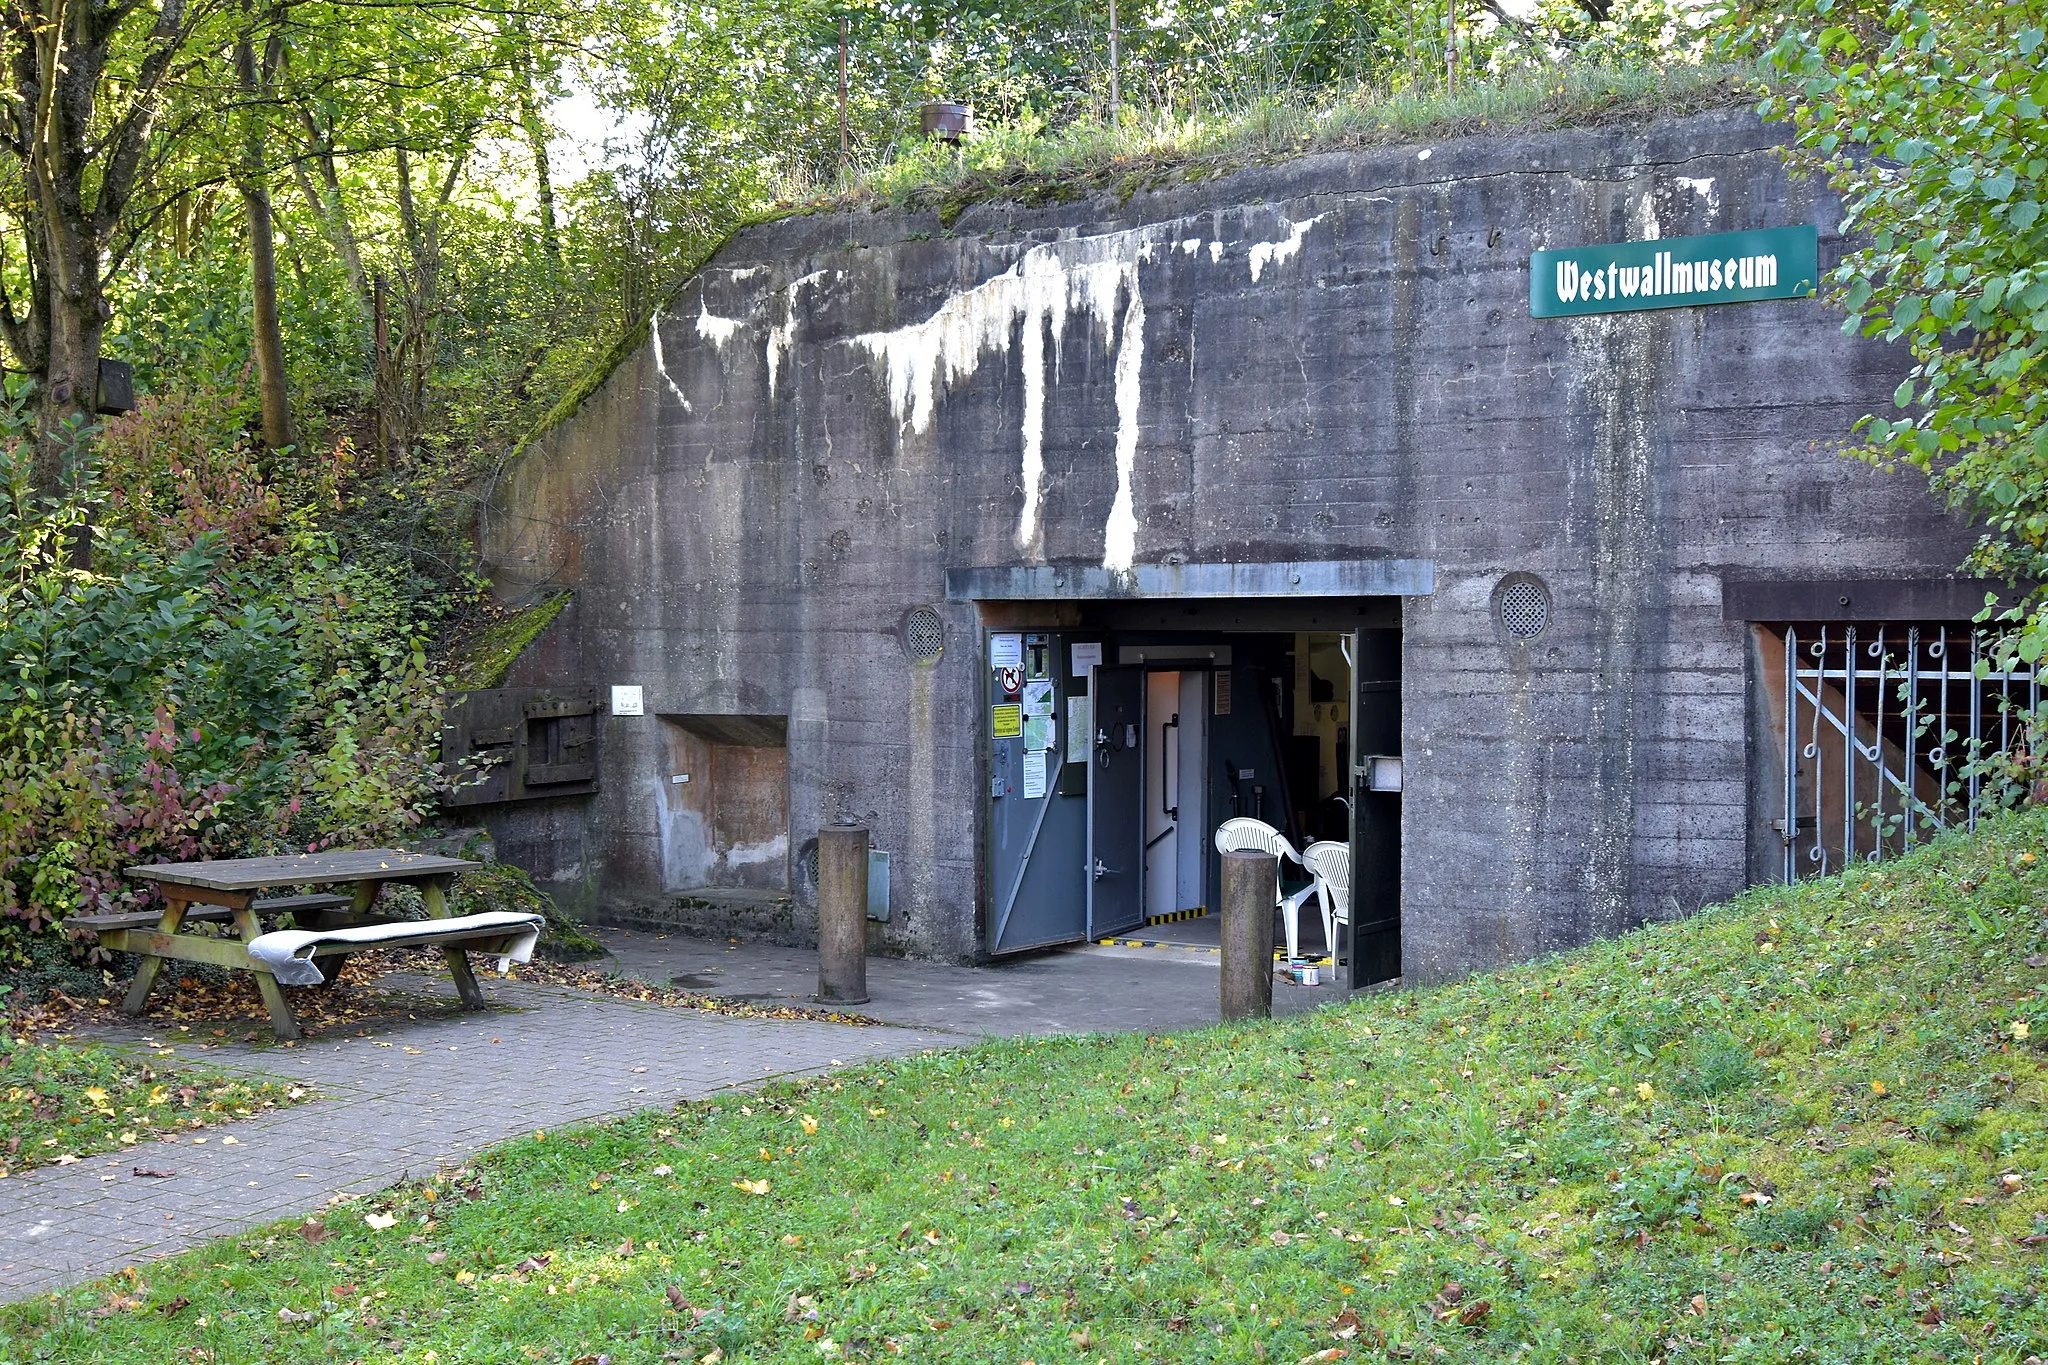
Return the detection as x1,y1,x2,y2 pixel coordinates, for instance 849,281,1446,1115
1720,574,2013,623
944,559,1437,602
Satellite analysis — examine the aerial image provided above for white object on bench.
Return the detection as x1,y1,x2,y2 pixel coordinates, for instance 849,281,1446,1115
246,912,545,987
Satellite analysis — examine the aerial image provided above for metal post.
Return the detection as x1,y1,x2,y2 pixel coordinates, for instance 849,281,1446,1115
817,823,870,1004
1445,0,1456,93
1782,626,1798,884
1842,626,1857,866
1219,848,1274,1021
838,15,849,171
1108,0,1121,120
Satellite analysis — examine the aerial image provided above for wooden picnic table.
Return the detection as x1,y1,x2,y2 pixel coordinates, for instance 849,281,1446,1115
108,849,482,1040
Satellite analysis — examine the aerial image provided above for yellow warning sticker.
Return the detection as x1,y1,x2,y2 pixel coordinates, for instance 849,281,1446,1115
991,704,1023,739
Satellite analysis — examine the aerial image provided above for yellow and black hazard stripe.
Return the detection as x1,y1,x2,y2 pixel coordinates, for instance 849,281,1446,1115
1142,906,1209,926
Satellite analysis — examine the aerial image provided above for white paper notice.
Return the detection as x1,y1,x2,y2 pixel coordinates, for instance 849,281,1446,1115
990,633,1024,669
610,685,644,716
1070,641,1104,677
1021,749,1048,799
1066,696,1091,763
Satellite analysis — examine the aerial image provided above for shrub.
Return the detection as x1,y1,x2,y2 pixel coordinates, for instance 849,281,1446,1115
0,408,448,970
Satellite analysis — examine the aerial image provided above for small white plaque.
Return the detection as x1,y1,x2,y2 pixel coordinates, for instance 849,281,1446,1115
1070,641,1103,677
990,633,1024,669
611,685,645,716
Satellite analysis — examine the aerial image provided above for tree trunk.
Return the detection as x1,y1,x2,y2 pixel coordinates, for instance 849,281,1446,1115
36,289,106,506
242,179,295,452
523,102,560,265
237,21,294,453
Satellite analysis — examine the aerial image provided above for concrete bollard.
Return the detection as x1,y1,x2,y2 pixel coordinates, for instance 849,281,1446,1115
816,823,871,1005
1219,848,1275,1021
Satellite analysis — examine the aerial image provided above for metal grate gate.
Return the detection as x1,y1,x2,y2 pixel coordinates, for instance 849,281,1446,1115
1776,623,2040,882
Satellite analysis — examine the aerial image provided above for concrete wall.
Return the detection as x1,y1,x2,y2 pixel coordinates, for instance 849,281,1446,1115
477,108,1973,978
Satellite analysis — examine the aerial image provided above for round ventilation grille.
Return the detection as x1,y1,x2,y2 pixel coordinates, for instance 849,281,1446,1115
903,606,945,662
1497,577,1551,639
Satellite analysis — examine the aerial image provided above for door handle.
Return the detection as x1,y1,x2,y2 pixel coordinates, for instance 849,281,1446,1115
1093,859,1122,880
1161,712,1179,821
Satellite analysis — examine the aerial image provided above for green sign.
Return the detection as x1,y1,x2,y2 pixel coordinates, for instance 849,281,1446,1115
1530,225,1818,318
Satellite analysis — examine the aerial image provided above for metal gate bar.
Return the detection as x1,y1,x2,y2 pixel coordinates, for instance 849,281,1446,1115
1779,623,2039,882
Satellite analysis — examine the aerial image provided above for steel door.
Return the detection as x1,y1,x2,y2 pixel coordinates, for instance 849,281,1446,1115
985,631,1088,954
1349,630,1402,987
1087,664,1146,939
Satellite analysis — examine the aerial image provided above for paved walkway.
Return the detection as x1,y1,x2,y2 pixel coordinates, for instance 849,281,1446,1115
597,929,1349,1035
1,931,1348,1301
0,974,951,1301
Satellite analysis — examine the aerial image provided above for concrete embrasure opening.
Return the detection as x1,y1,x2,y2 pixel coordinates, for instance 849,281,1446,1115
655,714,791,895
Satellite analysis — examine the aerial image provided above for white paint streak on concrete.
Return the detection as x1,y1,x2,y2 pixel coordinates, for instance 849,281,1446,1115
1676,176,1719,210
1102,289,1146,573
766,270,833,399
850,209,1322,568
1248,214,1325,284
648,308,693,413
847,223,1154,560
1015,250,1072,552
1180,238,1202,255
697,297,743,348
1208,241,1224,265
722,833,789,869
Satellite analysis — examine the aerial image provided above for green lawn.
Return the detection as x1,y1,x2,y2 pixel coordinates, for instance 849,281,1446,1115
5,816,2046,1364
0,1039,307,1177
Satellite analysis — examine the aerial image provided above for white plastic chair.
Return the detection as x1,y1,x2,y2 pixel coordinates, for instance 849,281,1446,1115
1301,840,1351,963
1212,817,1321,962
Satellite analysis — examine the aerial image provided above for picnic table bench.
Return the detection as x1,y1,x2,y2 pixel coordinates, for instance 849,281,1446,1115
68,850,542,1040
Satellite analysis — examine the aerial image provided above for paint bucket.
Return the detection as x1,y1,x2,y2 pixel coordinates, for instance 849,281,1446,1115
1290,963,1320,986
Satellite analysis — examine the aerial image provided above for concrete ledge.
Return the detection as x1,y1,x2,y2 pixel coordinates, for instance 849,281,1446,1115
945,558,1437,602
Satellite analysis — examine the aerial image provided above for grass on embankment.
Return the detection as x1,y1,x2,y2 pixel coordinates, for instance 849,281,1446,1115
827,64,1750,225
6,814,2047,1363
0,1038,306,1177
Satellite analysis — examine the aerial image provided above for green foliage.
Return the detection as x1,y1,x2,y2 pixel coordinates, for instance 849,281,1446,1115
1740,1,2048,647
0,1035,308,1177
11,812,2048,1361
0,409,446,969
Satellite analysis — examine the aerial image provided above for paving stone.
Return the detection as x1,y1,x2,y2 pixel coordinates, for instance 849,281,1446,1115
0,974,949,1301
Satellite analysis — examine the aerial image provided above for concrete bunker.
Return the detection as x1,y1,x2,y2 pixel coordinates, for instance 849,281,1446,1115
469,108,1986,988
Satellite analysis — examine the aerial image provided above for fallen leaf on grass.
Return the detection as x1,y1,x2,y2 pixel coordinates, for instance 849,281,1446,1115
426,1251,447,1264
91,1293,143,1317
363,1212,398,1231
732,1178,770,1196
154,1295,190,1315
1739,1191,1772,1207
278,1307,315,1324
298,1219,330,1242
1298,1351,1348,1364
516,1255,550,1274
1456,1301,1491,1328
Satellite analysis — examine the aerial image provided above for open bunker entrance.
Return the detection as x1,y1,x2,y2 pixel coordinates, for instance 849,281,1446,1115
949,561,1429,993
